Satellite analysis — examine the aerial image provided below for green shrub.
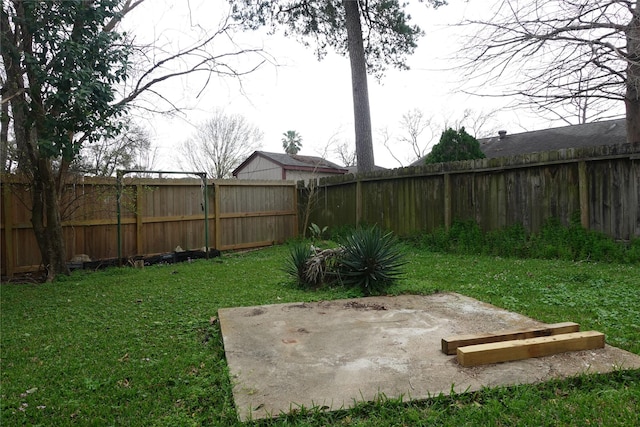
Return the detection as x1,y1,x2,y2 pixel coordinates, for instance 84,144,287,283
448,220,485,253
409,226,450,251
626,238,640,262
424,127,485,164
308,222,328,241
410,218,637,264
337,226,406,295
486,223,529,257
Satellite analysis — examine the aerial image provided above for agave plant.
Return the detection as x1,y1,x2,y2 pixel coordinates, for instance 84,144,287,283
338,226,406,295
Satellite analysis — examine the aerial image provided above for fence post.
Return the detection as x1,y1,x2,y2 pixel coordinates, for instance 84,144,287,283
214,182,221,250
578,161,589,229
292,182,299,238
2,183,15,277
443,173,452,231
355,179,362,225
135,184,143,255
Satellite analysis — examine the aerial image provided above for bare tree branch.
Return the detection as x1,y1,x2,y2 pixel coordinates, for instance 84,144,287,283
456,0,636,132
112,3,270,113
180,109,263,178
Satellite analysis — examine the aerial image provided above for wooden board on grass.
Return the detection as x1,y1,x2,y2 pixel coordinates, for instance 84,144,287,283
456,330,605,367
441,322,580,355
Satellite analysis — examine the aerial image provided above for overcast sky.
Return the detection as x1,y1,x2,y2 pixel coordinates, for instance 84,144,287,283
124,0,624,170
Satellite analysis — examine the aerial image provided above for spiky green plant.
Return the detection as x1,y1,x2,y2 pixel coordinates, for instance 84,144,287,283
338,226,406,295
284,242,313,286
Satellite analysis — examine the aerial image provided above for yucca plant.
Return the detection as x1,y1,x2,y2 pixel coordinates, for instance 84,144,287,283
337,226,406,295
284,242,313,287
284,243,342,288
304,246,343,286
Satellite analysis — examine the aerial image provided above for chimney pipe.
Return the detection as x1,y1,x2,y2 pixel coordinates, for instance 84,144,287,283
498,130,507,139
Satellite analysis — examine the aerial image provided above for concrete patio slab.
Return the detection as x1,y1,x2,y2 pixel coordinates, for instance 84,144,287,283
218,293,640,421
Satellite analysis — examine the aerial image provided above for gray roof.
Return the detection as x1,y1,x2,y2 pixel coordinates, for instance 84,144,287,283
233,151,348,176
479,119,626,159
410,119,627,166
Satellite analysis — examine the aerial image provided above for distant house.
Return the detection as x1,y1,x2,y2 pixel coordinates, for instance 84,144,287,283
233,151,349,181
410,119,627,166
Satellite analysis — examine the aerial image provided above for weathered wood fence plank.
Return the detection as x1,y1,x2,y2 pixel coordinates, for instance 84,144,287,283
1,177,297,276
303,142,640,242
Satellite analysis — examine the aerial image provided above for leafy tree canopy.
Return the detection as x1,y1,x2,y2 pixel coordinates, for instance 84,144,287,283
229,0,445,78
424,127,485,164
1,0,130,163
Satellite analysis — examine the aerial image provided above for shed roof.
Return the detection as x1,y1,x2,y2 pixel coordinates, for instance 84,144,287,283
233,151,349,177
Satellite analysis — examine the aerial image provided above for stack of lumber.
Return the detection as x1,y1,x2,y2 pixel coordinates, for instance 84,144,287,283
441,322,605,367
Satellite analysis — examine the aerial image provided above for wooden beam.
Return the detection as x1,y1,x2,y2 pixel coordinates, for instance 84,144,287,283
218,210,297,219
213,179,296,187
456,331,605,367
442,322,580,355
220,240,274,251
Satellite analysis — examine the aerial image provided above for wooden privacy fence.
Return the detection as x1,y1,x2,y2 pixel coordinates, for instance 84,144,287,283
1,176,298,277
302,142,640,242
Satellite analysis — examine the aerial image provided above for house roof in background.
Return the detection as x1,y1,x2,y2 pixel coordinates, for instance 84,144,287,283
410,119,627,166
479,118,627,159
233,151,349,176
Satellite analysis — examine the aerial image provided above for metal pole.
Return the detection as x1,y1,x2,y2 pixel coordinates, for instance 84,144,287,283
116,170,123,266
203,174,209,259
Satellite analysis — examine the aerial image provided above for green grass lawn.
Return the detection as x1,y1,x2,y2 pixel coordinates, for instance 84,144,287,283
2,244,639,426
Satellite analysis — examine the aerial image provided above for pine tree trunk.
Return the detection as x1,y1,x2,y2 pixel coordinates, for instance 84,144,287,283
626,6,640,144
0,86,9,172
343,0,375,173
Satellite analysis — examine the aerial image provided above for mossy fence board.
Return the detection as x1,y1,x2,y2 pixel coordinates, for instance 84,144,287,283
302,142,640,242
1,177,297,277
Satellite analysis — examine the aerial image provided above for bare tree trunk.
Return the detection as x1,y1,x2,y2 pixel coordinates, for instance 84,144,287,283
343,0,374,173
626,6,640,143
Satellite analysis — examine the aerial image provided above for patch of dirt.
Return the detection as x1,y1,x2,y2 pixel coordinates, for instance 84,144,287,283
343,301,387,311
288,303,312,309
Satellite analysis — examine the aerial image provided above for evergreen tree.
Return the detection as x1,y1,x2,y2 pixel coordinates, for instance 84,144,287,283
425,127,485,164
